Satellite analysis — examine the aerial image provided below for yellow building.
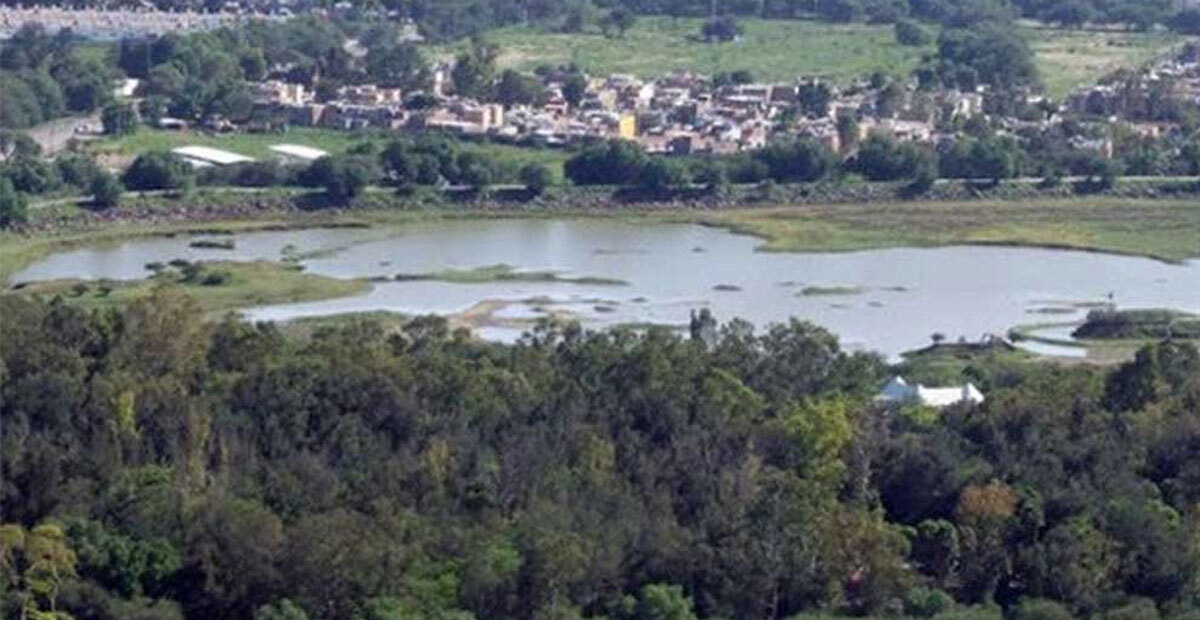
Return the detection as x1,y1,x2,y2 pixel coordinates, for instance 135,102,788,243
617,114,637,139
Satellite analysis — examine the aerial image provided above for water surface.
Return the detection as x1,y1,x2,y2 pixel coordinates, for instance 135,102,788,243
14,219,1199,359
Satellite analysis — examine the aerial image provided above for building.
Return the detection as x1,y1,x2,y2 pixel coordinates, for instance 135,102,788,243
269,144,328,164
877,376,985,408
171,146,255,168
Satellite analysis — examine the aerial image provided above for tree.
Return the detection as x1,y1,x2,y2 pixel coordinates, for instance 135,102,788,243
601,8,637,37
851,134,935,181
496,70,545,107
0,522,78,618
561,73,588,108
756,138,837,182
1043,0,1094,28
637,157,690,191
451,39,499,99
1169,8,1200,34
519,163,554,195
798,82,833,118
702,16,742,42
0,131,42,159
818,0,864,22
636,584,697,620
121,151,194,191
89,170,123,210
302,155,377,204
0,177,28,228
894,19,932,45
366,45,430,91
837,113,860,152
564,140,648,185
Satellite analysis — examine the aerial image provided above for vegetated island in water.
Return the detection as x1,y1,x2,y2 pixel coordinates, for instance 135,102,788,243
393,263,628,286
1072,308,1200,340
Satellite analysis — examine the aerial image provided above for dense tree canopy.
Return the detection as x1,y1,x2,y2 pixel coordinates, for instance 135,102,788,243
0,289,1197,620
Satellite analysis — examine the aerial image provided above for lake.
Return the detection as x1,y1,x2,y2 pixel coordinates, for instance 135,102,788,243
13,219,1200,359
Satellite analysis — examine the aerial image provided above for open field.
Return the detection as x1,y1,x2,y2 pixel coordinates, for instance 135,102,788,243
686,197,1200,263
1023,24,1187,99
434,17,935,82
8,259,370,315
436,17,1188,94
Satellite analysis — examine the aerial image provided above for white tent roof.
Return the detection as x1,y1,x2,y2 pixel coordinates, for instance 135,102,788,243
269,144,329,161
171,145,254,166
877,376,984,408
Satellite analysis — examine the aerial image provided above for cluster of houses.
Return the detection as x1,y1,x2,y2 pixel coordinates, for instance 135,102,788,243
233,69,996,156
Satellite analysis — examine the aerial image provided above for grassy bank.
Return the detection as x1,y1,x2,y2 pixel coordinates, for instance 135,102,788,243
1007,319,1199,364
684,197,1200,263
9,260,370,316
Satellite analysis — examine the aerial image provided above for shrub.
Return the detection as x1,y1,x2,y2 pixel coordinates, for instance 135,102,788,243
122,151,193,191
895,19,933,45
89,171,123,209
904,587,954,618
1012,599,1076,620
519,163,554,196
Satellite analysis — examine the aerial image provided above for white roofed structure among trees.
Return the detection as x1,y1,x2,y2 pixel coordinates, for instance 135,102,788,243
878,376,985,408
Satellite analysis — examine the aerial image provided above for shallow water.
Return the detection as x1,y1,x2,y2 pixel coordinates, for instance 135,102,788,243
13,219,1200,359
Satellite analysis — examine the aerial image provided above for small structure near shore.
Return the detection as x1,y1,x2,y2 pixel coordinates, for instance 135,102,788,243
269,144,329,164
878,376,984,408
172,145,255,168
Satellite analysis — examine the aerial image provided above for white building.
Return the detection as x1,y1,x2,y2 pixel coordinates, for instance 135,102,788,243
171,145,255,168
878,376,984,408
269,144,329,164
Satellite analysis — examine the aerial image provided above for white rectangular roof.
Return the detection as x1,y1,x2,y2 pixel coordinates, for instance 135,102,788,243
171,145,255,166
269,144,329,161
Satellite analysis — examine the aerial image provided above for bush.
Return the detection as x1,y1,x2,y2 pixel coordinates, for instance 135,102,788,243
903,587,954,618
637,158,690,192
122,151,194,191
895,19,932,45
1100,599,1160,620
200,270,233,286
519,163,554,196
0,177,29,228
301,155,377,204
89,171,123,209
101,101,139,136
1012,599,1076,620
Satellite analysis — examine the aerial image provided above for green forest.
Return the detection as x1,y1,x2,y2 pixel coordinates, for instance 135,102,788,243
1,290,1197,620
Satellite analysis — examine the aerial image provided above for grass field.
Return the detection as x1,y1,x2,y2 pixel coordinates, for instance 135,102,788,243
436,17,1188,95
434,17,935,82
682,197,1200,263
1023,24,1186,99
10,260,370,316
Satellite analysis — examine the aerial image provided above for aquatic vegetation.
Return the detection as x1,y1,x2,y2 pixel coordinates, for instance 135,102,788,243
395,263,628,286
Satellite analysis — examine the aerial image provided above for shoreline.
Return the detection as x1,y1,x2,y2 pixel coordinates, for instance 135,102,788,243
5,192,1200,283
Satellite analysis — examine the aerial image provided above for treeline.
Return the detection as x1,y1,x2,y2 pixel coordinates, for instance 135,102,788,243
562,130,1200,190
0,23,116,129
1,291,1198,620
